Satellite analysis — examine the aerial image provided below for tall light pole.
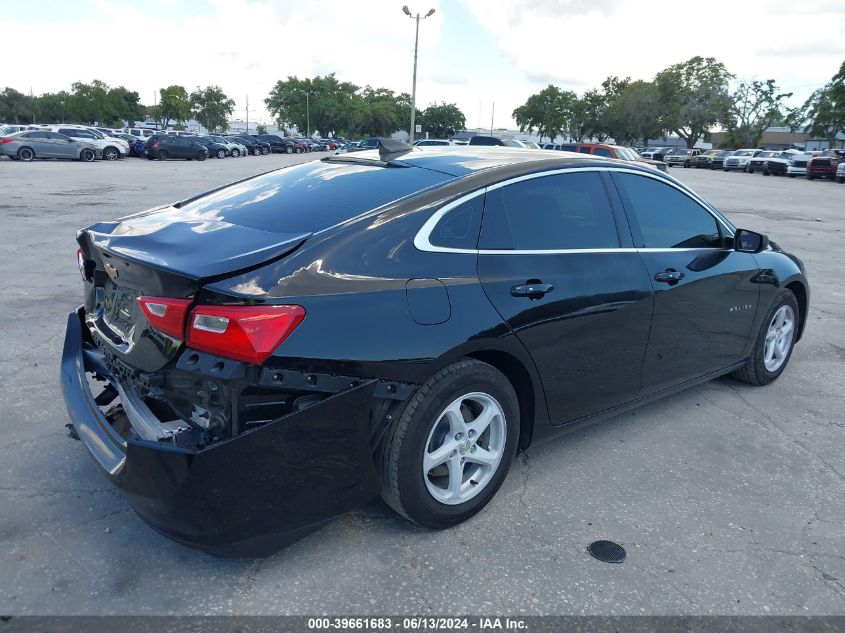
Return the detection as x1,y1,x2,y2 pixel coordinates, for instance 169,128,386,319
302,90,315,137
403,5,435,143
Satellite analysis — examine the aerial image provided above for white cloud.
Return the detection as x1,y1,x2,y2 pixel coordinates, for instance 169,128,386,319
3,0,844,131
461,0,845,110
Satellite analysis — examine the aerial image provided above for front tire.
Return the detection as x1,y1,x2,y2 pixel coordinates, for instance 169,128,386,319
378,359,519,528
232,148,240,157
261,146,269,155
216,148,226,159
103,146,119,161
157,150,168,161
196,151,207,161
732,290,800,386
79,148,96,162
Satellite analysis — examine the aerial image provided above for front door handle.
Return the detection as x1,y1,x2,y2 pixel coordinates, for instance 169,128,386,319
654,269,685,284
511,283,554,299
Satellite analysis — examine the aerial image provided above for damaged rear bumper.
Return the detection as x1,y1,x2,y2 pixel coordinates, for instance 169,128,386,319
60,310,381,557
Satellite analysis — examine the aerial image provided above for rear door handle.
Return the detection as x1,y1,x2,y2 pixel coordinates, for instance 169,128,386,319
654,270,685,283
511,283,554,298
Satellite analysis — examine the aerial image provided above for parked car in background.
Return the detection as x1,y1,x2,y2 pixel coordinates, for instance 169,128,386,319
45,125,126,161
806,155,838,180
468,135,507,146
762,149,802,176
836,160,845,183
189,136,230,159
696,150,727,169
724,149,763,172
787,153,813,178
206,135,245,157
747,150,781,173
116,133,144,157
253,134,296,153
227,135,270,155
143,134,208,161
610,145,668,172
650,147,675,161
0,129,101,162
414,139,453,146
335,141,361,154
125,127,159,139
663,148,701,168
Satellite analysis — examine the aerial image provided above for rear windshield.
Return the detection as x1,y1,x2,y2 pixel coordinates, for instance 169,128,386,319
175,160,453,233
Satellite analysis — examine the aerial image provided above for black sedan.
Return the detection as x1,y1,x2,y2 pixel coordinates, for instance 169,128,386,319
62,142,809,556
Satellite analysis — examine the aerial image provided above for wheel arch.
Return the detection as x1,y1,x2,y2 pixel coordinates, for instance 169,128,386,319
462,348,541,450
785,279,808,341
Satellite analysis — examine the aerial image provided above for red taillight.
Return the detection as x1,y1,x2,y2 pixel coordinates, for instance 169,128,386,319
152,140,160,148
137,296,193,339
186,305,305,365
0,137,12,144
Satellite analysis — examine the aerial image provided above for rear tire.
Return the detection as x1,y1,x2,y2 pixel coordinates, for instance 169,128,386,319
261,147,269,155
837,176,844,183
763,167,770,176
732,290,800,386
17,147,34,162
253,147,261,156
378,359,519,528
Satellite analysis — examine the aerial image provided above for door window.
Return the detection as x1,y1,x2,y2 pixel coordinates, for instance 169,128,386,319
614,173,722,248
593,147,613,157
480,172,619,250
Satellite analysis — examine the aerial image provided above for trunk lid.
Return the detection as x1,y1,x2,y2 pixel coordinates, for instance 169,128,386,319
78,209,310,373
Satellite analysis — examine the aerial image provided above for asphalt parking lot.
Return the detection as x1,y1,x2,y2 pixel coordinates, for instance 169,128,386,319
1,155,843,616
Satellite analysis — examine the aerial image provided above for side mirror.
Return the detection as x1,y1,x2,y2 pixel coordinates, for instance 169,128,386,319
734,228,769,254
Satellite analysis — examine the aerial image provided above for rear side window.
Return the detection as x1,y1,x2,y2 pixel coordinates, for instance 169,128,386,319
614,173,722,249
430,195,484,249
578,146,592,154
593,147,613,157
176,161,452,233
480,171,619,250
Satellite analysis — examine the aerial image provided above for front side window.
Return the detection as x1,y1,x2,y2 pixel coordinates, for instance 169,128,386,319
593,147,613,157
614,173,722,249
479,171,619,250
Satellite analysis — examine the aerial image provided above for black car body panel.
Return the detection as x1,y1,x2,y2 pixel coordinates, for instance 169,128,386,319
63,147,810,555
61,311,380,556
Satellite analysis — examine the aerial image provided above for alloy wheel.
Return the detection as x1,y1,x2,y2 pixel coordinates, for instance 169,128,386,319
422,392,506,505
764,305,795,372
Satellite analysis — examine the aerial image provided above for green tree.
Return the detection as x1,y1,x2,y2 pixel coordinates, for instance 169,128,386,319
724,79,793,148
255,123,267,135
512,85,577,142
107,86,145,126
351,86,404,137
790,60,845,146
604,80,665,145
66,80,114,125
265,74,360,137
189,85,234,132
33,91,70,123
0,87,34,123
419,102,466,138
655,56,733,148
154,85,191,129
567,90,607,142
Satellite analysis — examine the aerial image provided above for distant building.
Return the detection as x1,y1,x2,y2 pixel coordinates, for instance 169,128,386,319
708,127,845,150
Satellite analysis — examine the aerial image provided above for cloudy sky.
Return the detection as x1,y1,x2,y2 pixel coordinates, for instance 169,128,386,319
5,0,845,130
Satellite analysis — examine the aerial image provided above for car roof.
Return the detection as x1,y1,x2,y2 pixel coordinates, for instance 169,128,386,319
328,146,657,178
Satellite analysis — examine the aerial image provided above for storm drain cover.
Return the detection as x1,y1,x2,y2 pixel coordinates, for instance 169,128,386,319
588,540,626,563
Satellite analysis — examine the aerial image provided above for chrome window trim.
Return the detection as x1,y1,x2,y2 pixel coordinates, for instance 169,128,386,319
413,166,735,254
